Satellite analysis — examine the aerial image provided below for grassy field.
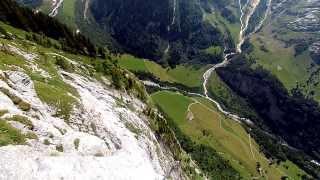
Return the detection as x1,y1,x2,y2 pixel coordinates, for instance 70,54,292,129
250,32,309,89
118,54,148,73
151,90,308,179
117,54,207,87
151,91,193,122
249,20,320,102
144,60,176,82
166,65,206,87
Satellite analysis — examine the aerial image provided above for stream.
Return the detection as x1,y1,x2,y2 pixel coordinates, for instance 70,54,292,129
148,0,272,125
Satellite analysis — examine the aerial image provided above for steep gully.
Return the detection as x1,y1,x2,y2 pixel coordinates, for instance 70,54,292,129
202,0,264,123
49,0,64,17
164,0,177,55
83,0,91,20
148,0,271,124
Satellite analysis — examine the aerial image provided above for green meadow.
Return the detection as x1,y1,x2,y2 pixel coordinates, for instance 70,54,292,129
118,54,207,88
151,90,308,179
249,22,320,102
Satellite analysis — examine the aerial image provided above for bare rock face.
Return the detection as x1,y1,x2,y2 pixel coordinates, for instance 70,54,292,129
272,0,320,32
0,69,185,180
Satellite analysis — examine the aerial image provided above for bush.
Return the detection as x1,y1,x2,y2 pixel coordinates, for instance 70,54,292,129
55,56,73,72
90,122,97,135
90,57,148,101
74,138,80,150
43,139,50,145
18,101,31,111
56,144,64,152
94,152,104,157
0,25,11,39
25,33,57,48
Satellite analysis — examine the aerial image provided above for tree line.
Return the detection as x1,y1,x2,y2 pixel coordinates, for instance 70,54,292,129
0,0,99,57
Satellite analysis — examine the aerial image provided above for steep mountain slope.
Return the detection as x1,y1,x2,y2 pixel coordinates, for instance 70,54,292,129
212,0,320,177
18,0,244,66
217,57,320,175
0,16,204,180
83,0,229,66
129,0,319,177
11,0,320,178
248,0,320,102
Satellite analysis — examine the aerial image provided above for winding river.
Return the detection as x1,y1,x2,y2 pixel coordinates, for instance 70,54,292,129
147,0,272,124
201,0,268,123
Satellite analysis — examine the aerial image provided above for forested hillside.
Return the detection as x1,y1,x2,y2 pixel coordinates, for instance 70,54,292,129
0,0,97,57
217,56,320,177
88,0,225,66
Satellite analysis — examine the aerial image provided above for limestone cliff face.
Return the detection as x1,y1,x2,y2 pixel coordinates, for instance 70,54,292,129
0,42,187,180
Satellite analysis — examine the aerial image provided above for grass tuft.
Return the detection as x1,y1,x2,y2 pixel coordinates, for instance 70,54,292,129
0,87,31,111
25,132,38,140
34,81,78,122
18,101,31,111
5,115,34,130
125,122,142,136
94,152,104,157
0,120,26,146
55,56,73,72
